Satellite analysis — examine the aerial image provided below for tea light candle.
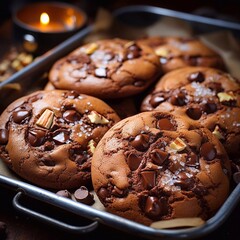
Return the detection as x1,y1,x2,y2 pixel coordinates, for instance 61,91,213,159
13,2,87,54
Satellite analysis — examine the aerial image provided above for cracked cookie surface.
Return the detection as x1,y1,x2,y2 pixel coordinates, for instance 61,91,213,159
49,38,161,99
91,111,231,225
0,90,120,189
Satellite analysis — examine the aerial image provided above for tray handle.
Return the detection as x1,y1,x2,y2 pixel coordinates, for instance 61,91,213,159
12,191,98,234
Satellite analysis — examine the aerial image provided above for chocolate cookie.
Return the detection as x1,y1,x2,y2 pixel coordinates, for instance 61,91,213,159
141,67,240,160
137,36,226,73
48,38,161,99
0,90,120,189
91,111,231,226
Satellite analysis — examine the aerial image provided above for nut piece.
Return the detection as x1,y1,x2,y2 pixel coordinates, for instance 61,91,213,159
170,137,187,152
217,92,236,102
124,41,135,48
155,47,169,57
84,43,98,55
212,125,224,140
88,111,109,124
87,139,96,154
36,109,54,129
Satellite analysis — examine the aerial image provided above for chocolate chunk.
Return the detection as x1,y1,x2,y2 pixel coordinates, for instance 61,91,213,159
74,186,95,205
186,107,202,120
150,149,168,165
98,187,109,200
28,128,46,146
188,72,205,83
95,68,107,78
53,130,70,144
233,172,240,184
203,101,217,114
44,141,54,151
207,82,223,93
127,152,142,171
12,109,30,123
150,93,165,108
170,92,186,106
63,110,81,122
0,129,8,145
200,142,216,161
141,171,156,189
0,221,7,239
157,118,175,131
131,134,149,151
112,186,125,197
186,152,199,166
144,196,161,218
56,190,71,198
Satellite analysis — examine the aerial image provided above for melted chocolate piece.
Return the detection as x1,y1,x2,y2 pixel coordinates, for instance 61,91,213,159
28,128,46,147
131,134,149,151
203,101,217,114
150,93,165,108
0,129,8,145
186,107,202,120
74,186,95,205
127,44,141,59
157,118,175,131
63,110,81,122
170,92,186,106
144,196,161,218
56,190,71,198
207,82,223,93
98,187,109,200
52,130,70,144
200,142,216,161
40,159,55,166
112,186,125,197
186,152,199,166
127,152,142,171
150,149,168,165
188,72,205,83
174,172,194,190
134,80,145,87
12,109,30,123
141,171,156,189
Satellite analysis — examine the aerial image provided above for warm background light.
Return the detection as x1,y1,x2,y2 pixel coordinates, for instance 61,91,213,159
40,12,50,25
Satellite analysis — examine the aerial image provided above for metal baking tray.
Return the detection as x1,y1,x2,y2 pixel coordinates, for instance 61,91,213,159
0,5,240,239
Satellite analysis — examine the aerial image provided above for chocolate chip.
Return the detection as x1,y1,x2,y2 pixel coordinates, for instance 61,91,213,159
40,159,55,166
98,187,109,200
141,171,156,189
95,68,107,78
0,129,8,145
12,109,30,123
157,118,175,131
144,196,161,218
150,93,165,108
63,110,81,122
170,92,186,106
186,107,202,120
207,82,223,93
56,190,71,198
133,80,145,87
131,134,149,151
112,186,125,197
0,221,7,239
186,152,199,166
28,128,46,146
127,152,142,171
74,186,95,205
150,149,168,165
233,172,240,184
53,130,70,144
188,72,205,83
200,142,216,161
203,101,217,114
127,44,141,59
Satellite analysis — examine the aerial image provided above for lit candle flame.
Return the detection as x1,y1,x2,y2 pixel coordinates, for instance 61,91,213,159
40,12,50,25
